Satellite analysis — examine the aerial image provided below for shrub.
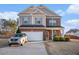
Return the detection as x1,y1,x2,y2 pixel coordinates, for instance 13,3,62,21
53,36,64,41
64,36,70,41
53,35,70,41
59,36,64,41
53,36,58,41
16,28,21,33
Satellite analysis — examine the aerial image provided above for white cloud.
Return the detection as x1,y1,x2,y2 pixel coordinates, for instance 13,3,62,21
62,19,79,33
0,12,18,20
55,5,79,33
66,19,79,25
66,4,79,14
55,10,65,16
56,4,79,16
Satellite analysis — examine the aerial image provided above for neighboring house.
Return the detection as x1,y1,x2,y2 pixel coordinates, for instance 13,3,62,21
0,19,6,31
0,19,6,28
66,29,79,36
65,29,79,39
18,5,64,41
0,19,11,32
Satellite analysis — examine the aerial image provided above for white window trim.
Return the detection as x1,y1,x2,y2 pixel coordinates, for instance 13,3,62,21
47,17,57,26
23,16,32,25
34,16,43,25
49,19,56,26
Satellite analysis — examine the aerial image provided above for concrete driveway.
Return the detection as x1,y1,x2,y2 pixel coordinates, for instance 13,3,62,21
0,39,79,55
0,42,47,55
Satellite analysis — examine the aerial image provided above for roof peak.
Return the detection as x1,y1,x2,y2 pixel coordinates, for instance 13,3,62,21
29,5,47,9
38,5,47,8
18,5,60,17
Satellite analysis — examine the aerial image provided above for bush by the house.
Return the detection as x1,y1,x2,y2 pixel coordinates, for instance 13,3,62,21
60,36,65,41
64,35,70,41
53,35,70,41
53,36,64,41
53,36,58,41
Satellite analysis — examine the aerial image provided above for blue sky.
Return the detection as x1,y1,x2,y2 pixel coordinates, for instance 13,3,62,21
0,4,69,12
0,4,79,33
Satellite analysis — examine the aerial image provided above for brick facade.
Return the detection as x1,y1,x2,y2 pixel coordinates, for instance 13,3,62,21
46,17,61,27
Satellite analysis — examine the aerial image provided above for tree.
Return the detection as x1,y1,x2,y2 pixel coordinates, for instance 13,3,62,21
4,19,17,33
16,28,21,33
0,19,18,36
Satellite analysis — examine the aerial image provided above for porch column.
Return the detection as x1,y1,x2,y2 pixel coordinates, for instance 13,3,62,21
31,14,34,24
61,28,64,36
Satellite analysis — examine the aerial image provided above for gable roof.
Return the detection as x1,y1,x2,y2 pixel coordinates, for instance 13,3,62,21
18,5,60,17
65,29,79,37
66,29,79,33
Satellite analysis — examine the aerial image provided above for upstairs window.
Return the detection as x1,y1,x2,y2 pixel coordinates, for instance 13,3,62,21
35,17,43,25
48,17,56,26
23,16,32,25
49,20,56,26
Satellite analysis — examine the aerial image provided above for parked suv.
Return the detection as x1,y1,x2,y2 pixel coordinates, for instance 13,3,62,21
8,33,28,46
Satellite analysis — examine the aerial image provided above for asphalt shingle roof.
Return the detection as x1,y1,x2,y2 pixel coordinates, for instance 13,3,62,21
18,5,60,17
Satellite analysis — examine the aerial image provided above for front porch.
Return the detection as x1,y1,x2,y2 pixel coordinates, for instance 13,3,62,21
44,29,64,41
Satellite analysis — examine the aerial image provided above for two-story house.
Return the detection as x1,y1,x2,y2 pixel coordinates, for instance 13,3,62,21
18,5,64,41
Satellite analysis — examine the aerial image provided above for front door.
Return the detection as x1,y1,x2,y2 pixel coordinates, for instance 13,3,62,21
44,30,52,40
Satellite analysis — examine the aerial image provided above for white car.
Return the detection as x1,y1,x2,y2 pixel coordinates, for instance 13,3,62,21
8,33,28,46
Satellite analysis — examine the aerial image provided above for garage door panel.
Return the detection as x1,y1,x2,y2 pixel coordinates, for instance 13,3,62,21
22,32,43,41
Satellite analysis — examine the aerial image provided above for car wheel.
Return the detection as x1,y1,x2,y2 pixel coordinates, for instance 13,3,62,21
21,44,23,46
9,44,11,46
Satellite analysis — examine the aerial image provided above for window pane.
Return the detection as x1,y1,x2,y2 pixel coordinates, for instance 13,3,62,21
49,20,56,26
35,17,42,25
23,16,32,25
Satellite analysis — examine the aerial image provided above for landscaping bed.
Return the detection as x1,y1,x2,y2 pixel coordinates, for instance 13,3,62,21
53,35,70,42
